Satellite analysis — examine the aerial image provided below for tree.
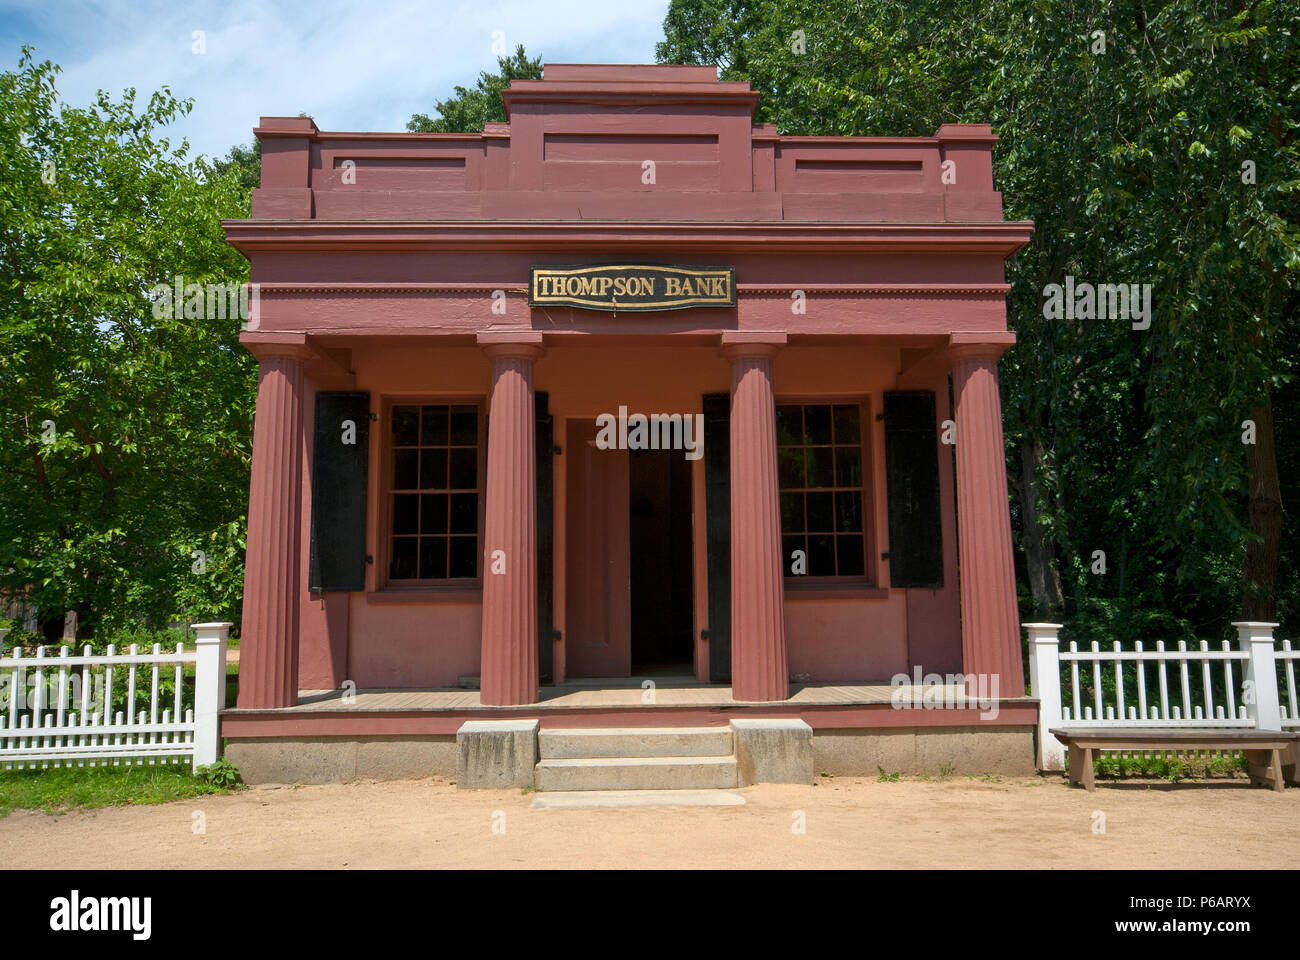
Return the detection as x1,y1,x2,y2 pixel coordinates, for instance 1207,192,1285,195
658,0,1300,639
0,47,256,637
408,45,543,133
210,139,261,192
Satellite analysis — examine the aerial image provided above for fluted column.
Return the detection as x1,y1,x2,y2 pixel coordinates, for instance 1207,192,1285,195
948,334,1024,697
478,333,543,706
238,351,306,708
722,333,789,702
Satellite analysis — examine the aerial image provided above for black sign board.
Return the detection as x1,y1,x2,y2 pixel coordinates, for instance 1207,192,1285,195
529,264,735,312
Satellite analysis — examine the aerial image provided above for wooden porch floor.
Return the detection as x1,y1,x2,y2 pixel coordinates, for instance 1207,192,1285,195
276,679,974,713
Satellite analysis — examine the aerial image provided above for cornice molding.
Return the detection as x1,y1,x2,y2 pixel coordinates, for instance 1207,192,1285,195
223,219,1034,257
253,281,1013,298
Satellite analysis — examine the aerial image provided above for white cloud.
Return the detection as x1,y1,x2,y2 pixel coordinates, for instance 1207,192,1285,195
2,0,670,160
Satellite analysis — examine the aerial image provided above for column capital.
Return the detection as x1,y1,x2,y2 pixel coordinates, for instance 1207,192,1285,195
720,331,787,361
240,331,315,363
946,331,1016,364
478,331,545,361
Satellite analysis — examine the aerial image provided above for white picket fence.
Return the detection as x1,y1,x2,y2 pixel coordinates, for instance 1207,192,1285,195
1028,621,1297,771
0,622,230,772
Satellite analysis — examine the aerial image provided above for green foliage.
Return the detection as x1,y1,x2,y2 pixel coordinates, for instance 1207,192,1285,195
408,45,543,133
196,758,241,788
0,47,256,636
209,139,261,192
876,765,901,782
1091,752,1246,781
659,0,1300,640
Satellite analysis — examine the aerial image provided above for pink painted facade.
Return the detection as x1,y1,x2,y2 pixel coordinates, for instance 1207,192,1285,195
225,64,1032,710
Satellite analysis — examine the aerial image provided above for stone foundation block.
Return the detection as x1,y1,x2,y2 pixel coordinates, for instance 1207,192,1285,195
456,719,540,789
729,718,813,785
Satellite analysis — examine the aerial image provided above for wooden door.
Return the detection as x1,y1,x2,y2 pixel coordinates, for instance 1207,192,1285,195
564,419,631,676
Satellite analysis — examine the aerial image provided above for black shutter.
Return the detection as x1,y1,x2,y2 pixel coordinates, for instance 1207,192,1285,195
536,392,554,684
883,391,944,588
703,393,731,681
308,391,370,592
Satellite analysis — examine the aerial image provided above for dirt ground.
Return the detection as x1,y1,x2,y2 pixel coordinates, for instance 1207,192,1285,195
2,774,1297,869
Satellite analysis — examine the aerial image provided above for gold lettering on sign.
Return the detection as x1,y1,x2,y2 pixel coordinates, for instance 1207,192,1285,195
529,264,733,313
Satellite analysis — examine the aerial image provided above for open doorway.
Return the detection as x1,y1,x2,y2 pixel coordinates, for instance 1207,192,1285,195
629,447,694,674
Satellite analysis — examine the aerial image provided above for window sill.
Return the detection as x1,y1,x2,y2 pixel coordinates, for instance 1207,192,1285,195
784,580,889,601
366,583,482,604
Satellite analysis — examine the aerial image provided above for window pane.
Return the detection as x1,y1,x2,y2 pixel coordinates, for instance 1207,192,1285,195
837,535,865,576
804,405,832,444
778,448,805,488
393,449,418,490
393,494,419,535
449,448,477,489
450,406,478,446
419,536,447,579
835,446,862,488
777,401,869,581
389,537,418,579
780,491,804,532
806,491,834,532
775,405,802,446
449,537,478,577
808,534,835,576
392,406,419,446
805,447,834,488
420,448,448,490
391,401,482,582
421,493,447,535
449,493,478,534
782,535,806,574
833,404,860,445
835,490,862,532
420,405,448,445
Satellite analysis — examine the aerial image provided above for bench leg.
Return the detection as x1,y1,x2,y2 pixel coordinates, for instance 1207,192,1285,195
1283,742,1298,787
1081,747,1096,792
1244,749,1266,786
1067,744,1083,787
1244,749,1286,791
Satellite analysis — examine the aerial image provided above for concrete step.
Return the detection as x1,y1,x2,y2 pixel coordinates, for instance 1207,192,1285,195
535,756,739,791
538,726,733,759
531,789,746,809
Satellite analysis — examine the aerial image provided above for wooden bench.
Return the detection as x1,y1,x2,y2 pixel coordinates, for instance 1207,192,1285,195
1049,727,1298,792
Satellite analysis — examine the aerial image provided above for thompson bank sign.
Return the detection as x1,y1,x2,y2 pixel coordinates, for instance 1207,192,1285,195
529,264,735,312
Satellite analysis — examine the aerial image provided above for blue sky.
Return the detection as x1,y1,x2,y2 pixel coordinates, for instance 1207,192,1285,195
0,0,672,161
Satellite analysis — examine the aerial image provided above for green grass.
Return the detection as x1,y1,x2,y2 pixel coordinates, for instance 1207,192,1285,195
0,763,240,817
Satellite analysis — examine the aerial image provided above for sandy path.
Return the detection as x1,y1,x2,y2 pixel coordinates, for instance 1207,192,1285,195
2,775,1296,869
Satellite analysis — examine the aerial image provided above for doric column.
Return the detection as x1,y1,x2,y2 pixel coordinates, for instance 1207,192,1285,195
238,349,306,708
947,333,1024,697
478,333,544,706
722,332,789,702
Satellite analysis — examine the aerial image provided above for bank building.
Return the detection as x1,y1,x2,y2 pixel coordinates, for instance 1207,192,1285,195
222,64,1036,788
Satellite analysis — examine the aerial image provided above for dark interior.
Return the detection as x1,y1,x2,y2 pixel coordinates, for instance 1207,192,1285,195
629,447,694,671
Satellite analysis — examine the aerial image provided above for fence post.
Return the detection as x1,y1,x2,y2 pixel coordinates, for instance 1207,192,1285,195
192,622,232,770
1233,621,1281,732
1025,622,1065,771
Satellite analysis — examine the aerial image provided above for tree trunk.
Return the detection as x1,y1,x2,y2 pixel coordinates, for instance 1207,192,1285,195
1241,388,1283,621
1018,436,1065,619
